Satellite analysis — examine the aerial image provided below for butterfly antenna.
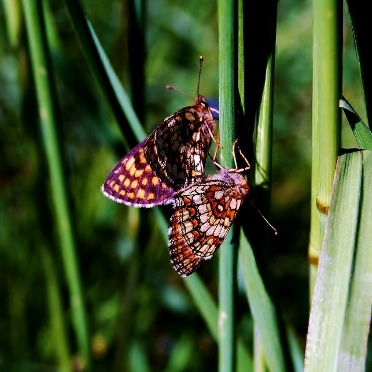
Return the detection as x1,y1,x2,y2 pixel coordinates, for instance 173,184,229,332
249,201,278,235
197,56,204,97
166,85,194,101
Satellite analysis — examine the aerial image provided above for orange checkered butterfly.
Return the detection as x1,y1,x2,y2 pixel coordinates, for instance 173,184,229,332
102,57,217,207
168,140,251,276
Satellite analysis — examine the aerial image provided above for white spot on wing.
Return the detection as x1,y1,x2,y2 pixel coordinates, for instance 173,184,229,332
214,190,224,199
200,213,209,223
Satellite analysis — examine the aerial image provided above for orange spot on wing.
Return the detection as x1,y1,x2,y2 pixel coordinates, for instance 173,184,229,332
135,169,144,178
125,157,135,171
129,166,136,177
139,152,147,164
137,189,146,199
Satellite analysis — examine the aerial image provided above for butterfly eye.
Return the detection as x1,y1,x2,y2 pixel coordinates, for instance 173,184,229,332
199,97,208,107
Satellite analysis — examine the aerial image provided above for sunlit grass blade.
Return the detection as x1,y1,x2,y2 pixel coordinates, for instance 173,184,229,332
309,0,342,296
239,233,286,372
2,0,22,47
22,0,90,367
339,96,372,149
305,151,372,371
287,327,306,372
218,0,237,370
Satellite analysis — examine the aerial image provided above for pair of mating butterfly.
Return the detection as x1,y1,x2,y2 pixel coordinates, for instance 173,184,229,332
102,59,251,276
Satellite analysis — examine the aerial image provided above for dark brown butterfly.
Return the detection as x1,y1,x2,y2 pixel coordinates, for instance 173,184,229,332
102,57,217,207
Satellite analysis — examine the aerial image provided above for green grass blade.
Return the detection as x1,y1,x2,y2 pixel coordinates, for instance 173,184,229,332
239,233,286,372
22,0,90,367
63,0,146,142
184,274,253,372
2,0,22,47
310,0,342,295
339,96,372,150
305,151,372,371
255,55,274,191
287,327,305,372
40,245,71,372
218,0,237,370
338,151,372,369
346,0,372,127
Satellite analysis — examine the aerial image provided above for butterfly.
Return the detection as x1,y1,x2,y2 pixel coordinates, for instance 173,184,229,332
168,140,251,276
102,58,218,207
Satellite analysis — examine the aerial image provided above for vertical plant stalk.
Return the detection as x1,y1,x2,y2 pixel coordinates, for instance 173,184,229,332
238,0,288,367
40,244,71,372
255,56,274,209
22,0,90,367
254,53,275,370
218,0,237,371
310,0,341,296
346,0,372,126
2,0,22,47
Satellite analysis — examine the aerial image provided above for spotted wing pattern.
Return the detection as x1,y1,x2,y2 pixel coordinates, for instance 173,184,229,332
102,97,216,207
168,242,203,277
145,98,215,189
102,140,175,207
168,168,250,276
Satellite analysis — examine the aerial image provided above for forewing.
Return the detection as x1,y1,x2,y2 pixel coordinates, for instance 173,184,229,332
102,140,175,207
145,102,215,189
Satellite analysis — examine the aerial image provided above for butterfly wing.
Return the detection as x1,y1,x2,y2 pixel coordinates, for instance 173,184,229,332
168,170,250,276
102,99,216,208
145,100,216,189
168,241,203,277
102,140,175,207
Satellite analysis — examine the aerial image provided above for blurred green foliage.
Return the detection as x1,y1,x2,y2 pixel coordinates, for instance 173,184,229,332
0,0,367,370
